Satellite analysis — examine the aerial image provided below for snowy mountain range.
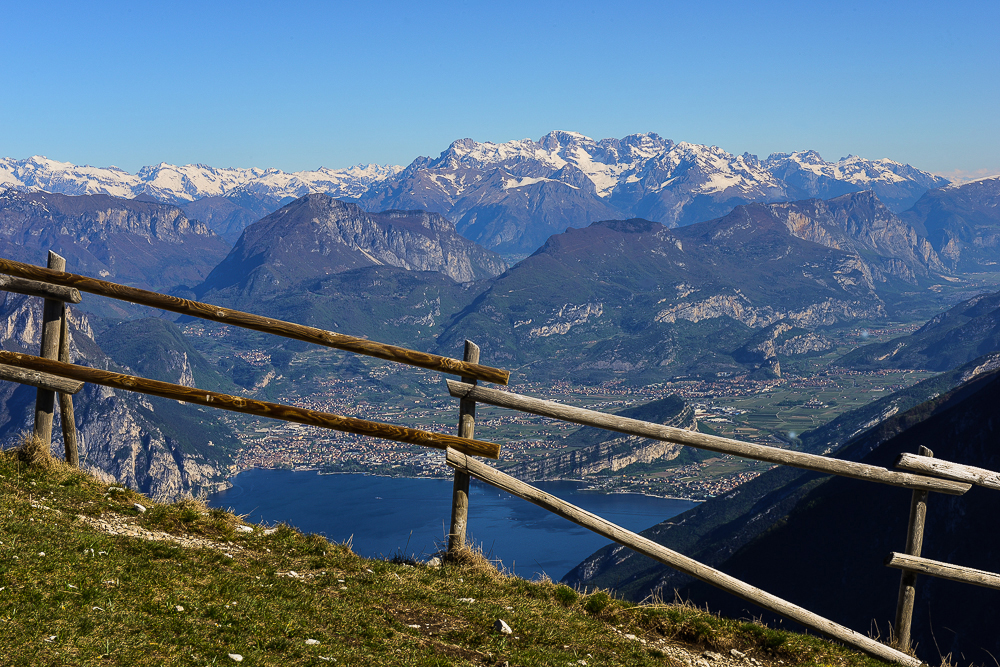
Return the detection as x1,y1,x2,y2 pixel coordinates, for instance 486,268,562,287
1,132,949,256
0,156,402,204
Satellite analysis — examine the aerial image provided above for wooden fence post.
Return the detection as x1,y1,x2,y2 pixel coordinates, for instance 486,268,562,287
58,308,79,466
32,251,66,450
893,445,932,650
448,340,479,554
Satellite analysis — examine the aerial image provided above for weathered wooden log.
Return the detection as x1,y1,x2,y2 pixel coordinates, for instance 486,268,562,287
886,552,1000,591
893,445,931,651
446,380,970,496
0,363,84,394
0,350,501,459
446,448,921,667
449,341,479,554
33,252,66,446
0,256,510,385
895,452,1000,491
0,274,82,303
58,311,79,467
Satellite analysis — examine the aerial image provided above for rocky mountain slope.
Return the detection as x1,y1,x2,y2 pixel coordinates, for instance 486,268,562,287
195,194,508,299
901,176,1000,271
0,190,230,304
0,291,239,498
434,191,949,380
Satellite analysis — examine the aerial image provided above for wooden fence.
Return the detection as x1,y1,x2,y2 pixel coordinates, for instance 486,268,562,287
3,253,999,665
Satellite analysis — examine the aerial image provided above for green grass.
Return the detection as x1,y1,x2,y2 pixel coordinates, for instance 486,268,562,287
0,446,902,667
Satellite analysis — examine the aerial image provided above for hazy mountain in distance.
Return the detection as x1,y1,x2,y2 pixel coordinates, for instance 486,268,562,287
901,176,1000,271
0,191,229,315
177,189,296,244
765,150,948,211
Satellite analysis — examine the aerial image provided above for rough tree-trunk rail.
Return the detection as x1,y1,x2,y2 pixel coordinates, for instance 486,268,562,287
0,351,501,459
0,257,510,385
886,552,1000,591
0,364,84,394
446,448,922,667
895,452,1000,491
446,380,969,495
0,274,82,303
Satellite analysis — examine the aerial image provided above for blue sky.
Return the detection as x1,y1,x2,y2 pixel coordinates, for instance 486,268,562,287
3,0,998,179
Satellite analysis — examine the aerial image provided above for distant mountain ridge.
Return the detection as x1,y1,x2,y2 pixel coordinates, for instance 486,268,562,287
0,155,401,204
361,132,948,255
430,190,949,379
2,133,948,257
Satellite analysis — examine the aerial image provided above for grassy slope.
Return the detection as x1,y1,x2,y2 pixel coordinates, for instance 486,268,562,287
0,450,900,667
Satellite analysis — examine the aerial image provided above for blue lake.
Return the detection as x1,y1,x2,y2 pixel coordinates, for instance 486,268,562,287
206,469,699,581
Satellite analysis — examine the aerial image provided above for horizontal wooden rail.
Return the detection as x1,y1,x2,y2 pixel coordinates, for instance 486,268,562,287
886,552,1000,591
446,449,920,667
0,351,500,459
0,363,84,394
0,257,510,385
446,380,970,496
895,453,1000,491
0,274,82,303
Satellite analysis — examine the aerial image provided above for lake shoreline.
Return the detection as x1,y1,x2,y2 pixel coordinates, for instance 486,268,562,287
207,469,698,580
233,465,706,504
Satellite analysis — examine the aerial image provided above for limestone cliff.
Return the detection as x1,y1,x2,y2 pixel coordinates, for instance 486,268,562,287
504,396,696,481
0,292,235,498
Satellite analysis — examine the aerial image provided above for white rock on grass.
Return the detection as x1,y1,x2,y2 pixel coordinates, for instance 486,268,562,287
305,639,320,645
228,654,243,662
133,503,147,513
236,525,253,533
493,619,513,635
